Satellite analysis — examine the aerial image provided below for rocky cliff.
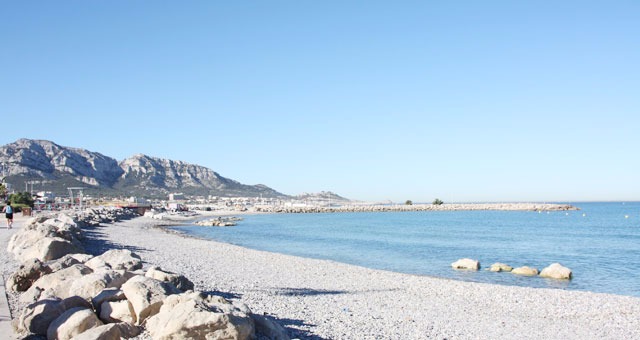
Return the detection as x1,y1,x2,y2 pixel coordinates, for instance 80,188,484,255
0,139,287,198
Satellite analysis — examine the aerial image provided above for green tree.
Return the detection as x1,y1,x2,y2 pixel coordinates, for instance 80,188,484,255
432,198,444,205
405,200,413,205
0,183,7,202
9,192,35,207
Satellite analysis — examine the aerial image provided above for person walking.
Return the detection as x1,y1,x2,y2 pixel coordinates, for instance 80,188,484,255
3,202,13,229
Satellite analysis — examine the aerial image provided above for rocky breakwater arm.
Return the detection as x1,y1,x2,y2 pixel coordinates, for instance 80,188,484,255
4,209,289,339
254,202,579,214
195,216,243,227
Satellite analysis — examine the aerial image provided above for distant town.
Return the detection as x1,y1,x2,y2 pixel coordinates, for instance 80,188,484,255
2,179,348,214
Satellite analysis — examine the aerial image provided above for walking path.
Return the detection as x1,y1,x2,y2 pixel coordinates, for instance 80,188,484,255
0,214,26,340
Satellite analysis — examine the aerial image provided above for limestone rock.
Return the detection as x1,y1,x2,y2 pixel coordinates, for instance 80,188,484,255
451,258,480,270
47,307,103,340
69,270,128,301
92,288,126,314
12,235,83,262
70,322,140,340
14,296,92,336
6,258,52,292
489,263,513,272
69,323,120,340
100,299,136,324
85,249,142,271
146,291,254,340
114,322,141,338
121,275,180,325
145,266,194,292
22,264,93,303
540,263,572,280
46,254,83,273
252,314,290,340
512,266,539,276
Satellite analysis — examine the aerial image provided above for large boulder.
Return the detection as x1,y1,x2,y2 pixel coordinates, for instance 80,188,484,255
91,288,126,315
539,263,572,280
145,266,194,292
121,275,180,325
14,296,92,336
488,263,513,272
100,300,136,324
146,291,255,340
6,258,52,292
70,322,140,340
47,307,103,340
511,266,539,276
22,264,93,303
10,235,84,262
85,249,142,271
252,314,290,340
68,270,129,301
451,258,480,270
46,254,88,273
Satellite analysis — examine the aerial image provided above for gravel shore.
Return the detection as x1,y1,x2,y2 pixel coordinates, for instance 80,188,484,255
3,214,640,339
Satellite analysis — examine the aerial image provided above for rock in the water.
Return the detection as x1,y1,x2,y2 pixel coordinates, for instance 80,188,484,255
7,258,52,292
539,263,572,280
511,266,539,276
85,249,142,271
145,266,194,292
14,296,92,336
146,291,254,340
489,263,513,272
121,275,180,325
47,307,103,340
451,258,480,270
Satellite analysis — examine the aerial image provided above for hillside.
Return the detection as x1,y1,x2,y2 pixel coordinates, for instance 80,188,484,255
0,139,288,199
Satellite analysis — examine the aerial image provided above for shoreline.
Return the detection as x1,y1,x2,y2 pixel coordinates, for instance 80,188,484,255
84,215,639,339
3,212,639,339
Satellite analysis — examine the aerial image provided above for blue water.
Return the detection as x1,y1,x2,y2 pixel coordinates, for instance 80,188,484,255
173,202,640,297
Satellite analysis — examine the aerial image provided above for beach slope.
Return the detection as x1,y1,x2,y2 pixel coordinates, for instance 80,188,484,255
72,216,640,340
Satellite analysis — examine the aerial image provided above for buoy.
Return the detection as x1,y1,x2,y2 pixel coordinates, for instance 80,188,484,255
625,215,629,219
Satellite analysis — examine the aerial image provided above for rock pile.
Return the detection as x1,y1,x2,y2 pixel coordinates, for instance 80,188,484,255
254,203,579,214
6,210,289,339
72,208,139,226
452,259,572,280
195,216,243,227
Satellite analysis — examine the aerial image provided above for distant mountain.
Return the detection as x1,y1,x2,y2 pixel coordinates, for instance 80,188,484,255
0,139,288,199
295,191,350,202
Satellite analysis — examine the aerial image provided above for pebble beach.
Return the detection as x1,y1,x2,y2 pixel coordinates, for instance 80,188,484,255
3,212,640,339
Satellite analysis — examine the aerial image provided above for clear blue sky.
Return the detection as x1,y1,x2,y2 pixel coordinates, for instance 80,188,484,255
1,1,639,202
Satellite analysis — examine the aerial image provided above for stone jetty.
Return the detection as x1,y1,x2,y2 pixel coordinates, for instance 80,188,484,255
254,202,578,214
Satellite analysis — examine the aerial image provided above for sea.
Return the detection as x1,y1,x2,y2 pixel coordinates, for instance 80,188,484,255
173,202,640,297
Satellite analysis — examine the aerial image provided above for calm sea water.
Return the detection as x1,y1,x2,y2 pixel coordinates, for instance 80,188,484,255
173,202,640,297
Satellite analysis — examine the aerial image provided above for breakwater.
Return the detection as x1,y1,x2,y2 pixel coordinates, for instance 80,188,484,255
254,202,578,214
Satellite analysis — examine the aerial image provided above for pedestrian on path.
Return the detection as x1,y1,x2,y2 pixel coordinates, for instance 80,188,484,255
3,202,13,229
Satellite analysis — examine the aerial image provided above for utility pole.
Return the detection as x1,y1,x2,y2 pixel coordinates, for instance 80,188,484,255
67,187,85,210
